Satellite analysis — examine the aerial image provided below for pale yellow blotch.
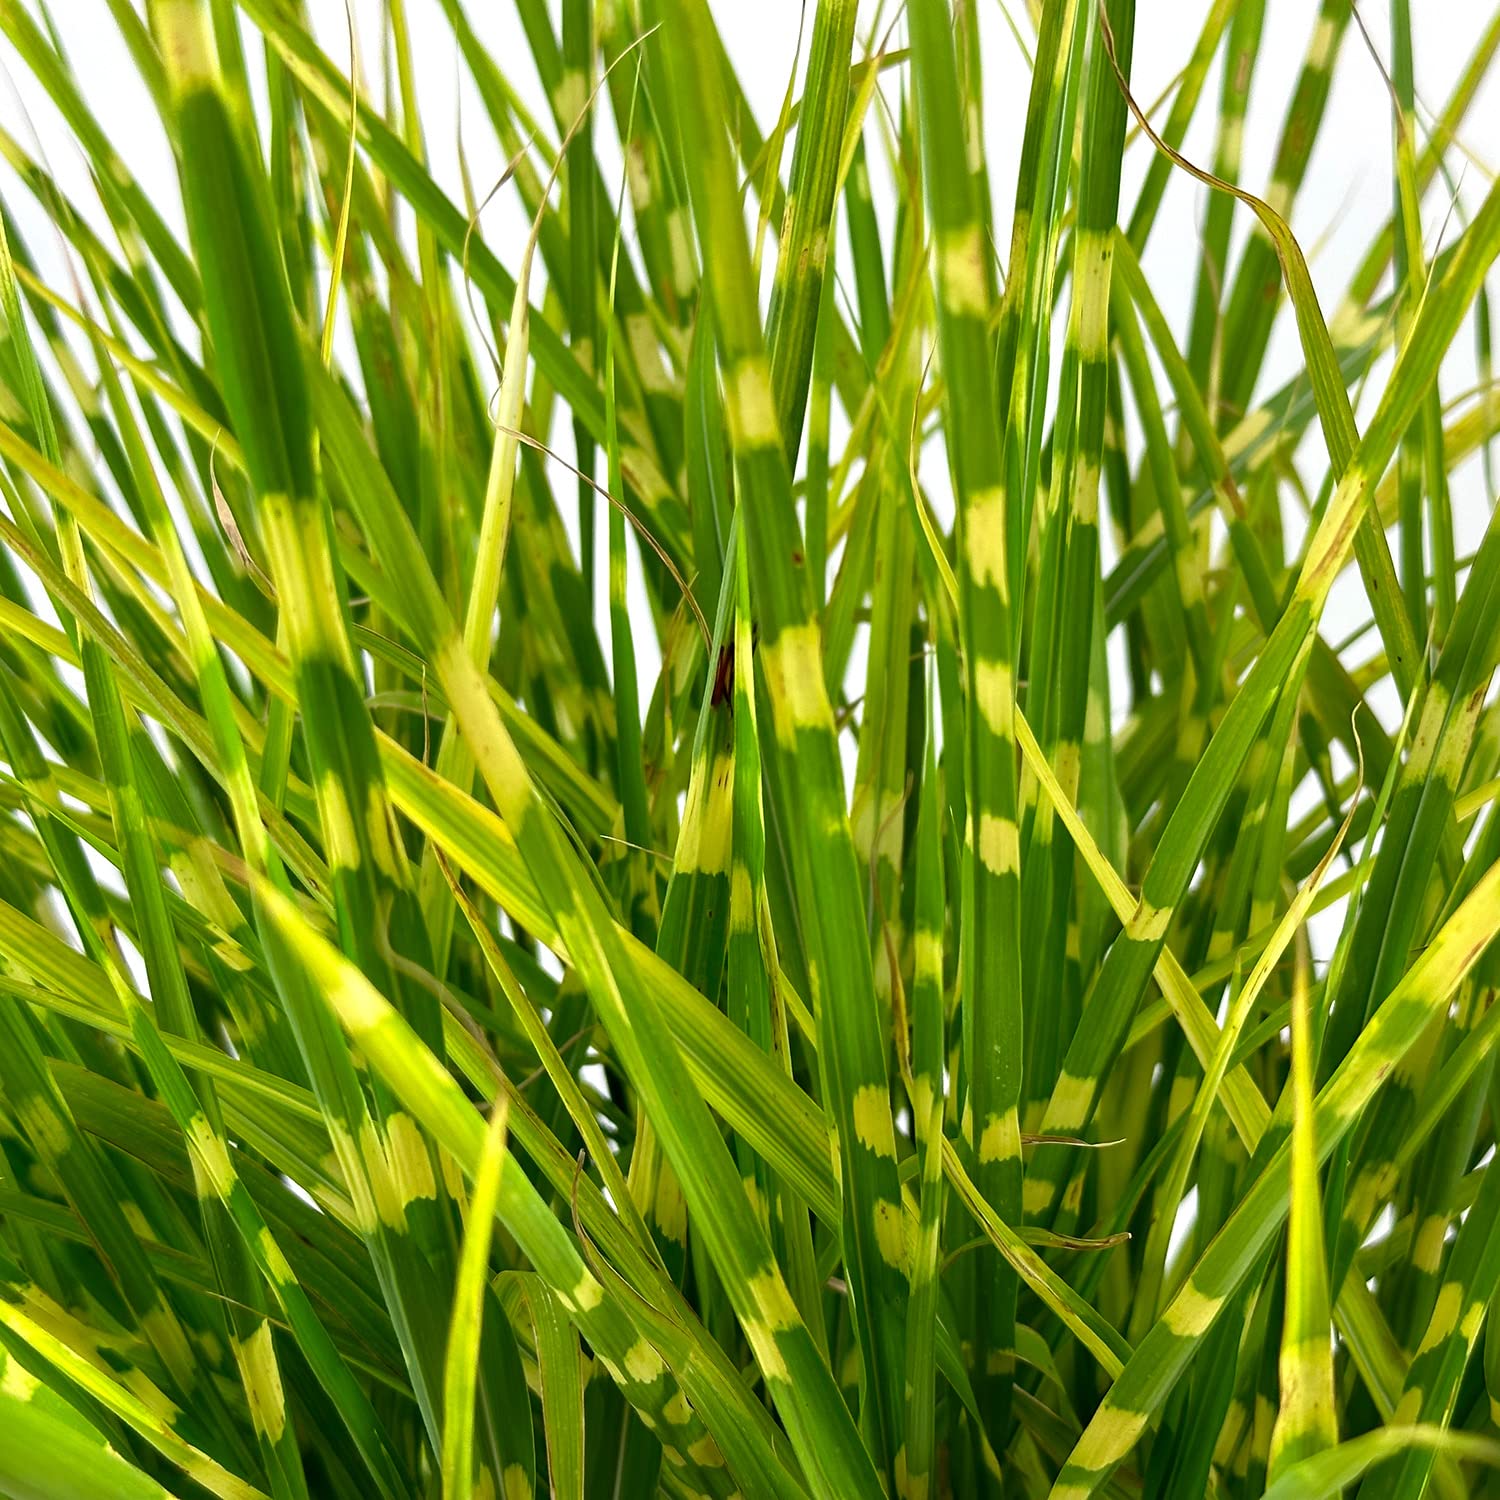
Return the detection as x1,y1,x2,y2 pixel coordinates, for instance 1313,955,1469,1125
1462,1299,1487,1344
1220,115,1244,169
157,0,217,87
258,1227,295,1284
185,1115,236,1197
624,1339,666,1384
1223,405,1275,465
1436,722,1475,789
1028,786,1052,841
1391,1388,1423,1425
874,1198,907,1270
977,813,1020,877
939,225,988,318
972,657,1014,737
1262,178,1294,226
1346,1161,1399,1226
1175,549,1205,607
1176,714,1206,761
1073,233,1112,360
724,359,780,451
569,1269,604,1313
212,937,255,973
1076,1404,1150,1466
746,1326,790,1384
914,929,943,982
667,208,696,297
385,1114,438,1212
1418,1282,1463,1353
663,1391,691,1425
909,1076,936,1134
361,1119,406,1230
1023,1171,1056,1217
432,634,537,826
261,498,355,664
729,863,755,929
964,487,1009,599
676,753,733,874
331,963,392,1038
1061,1171,1086,1215
1047,1072,1094,1134
120,1202,152,1239
1406,682,1447,772
851,1085,897,1158
852,787,905,867
1216,1400,1247,1466
978,1112,1019,1165
1328,302,1384,348
1164,1282,1224,1337
1008,210,1031,269
503,1460,532,1500
1128,897,1172,943
742,1174,767,1227
1307,13,1338,69
121,1366,179,1423
687,1434,725,1468
1074,458,1102,524
235,1320,286,1442
620,445,673,507
1412,1214,1448,1274
440,1147,466,1204
472,1467,496,1500
762,624,835,746
0,1354,38,1402
653,1170,688,1246
748,1268,799,1331
1252,1391,1276,1446
896,1446,917,1500
552,70,588,129
810,219,837,273
965,100,983,175
625,143,652,211
364,795,401,880
1054,741,1081,802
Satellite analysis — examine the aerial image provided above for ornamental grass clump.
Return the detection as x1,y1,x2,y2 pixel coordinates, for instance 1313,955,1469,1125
0,0,1497,1497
